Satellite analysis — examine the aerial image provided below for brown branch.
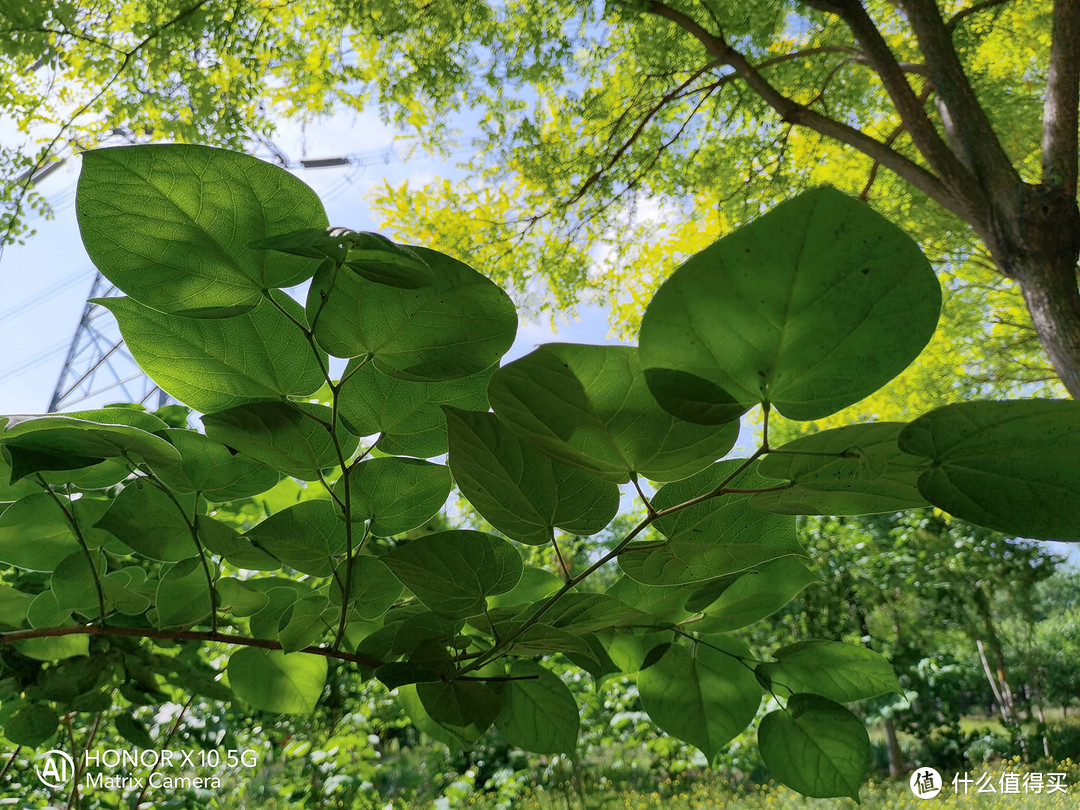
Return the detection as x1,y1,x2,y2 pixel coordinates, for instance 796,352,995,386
898,0,1019,197
861,84,936,200
803,0,971,197
643,1,966,220
0,623,385,669
1042,0,1080,195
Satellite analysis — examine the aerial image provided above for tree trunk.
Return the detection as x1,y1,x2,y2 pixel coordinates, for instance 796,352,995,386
884,717,905,778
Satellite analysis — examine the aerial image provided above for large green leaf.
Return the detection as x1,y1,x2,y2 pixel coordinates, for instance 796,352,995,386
383,530,523,617
155,557,212,629
758,694,870,800
4,704,59,747
331,555,403,621
446,407,619,544
94,479,197,562
202,402,355,481
0,411,179,480
700,558,817,631
751,423,929,515
495,661,580,754
338,360,492,458
398,683,486,747
197,516,280,571
619,461,802,585
638,187,939,423
16,635,89,661
244,500,347,577
307,247,517,379
488,344,738,483
898,400,1080,540
0,493,81,571
758,641,900,702
637,638,762,760
340,457,452,537
227,648,327,714
77,144,326,315
96,294,325,413
152,429,281,499
0,451,39,501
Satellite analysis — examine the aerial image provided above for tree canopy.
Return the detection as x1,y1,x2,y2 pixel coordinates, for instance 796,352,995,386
3,1,1077,401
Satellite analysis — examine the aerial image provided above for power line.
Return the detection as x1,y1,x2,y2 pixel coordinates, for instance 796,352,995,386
0,266,95,326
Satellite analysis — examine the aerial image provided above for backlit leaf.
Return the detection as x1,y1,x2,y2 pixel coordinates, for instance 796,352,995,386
228,648,327,714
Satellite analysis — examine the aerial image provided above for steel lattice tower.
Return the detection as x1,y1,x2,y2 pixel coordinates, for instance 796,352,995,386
47,272,167,412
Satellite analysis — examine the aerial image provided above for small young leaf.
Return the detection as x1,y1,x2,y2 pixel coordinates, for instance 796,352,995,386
151,429,281,500
758,694,870,800
330,555,403,621
227,648,327,714
155,557,212,629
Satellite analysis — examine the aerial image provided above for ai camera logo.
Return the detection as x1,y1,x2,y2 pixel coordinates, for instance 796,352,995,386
35,749,76,789
910,766,943,799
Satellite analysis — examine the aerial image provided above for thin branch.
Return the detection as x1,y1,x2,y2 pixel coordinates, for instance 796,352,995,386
0,624,384,668
1041,0,1080,195
643,1,965,220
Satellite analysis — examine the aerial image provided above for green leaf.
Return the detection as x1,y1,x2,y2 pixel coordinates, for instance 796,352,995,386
489,344,738,483
699,558,817,631
0,410,179,477
330,555,403,621
245,500,346,577
115,714,155,749
620,461,803,584
639,187,940,423
217,578,270,617
16,635,89,661
5,703,59,747
51,550,106,612
152,429,280,500
898,400,1080,540
397,683,484,747
759,641,901,703
495,661,579,754
155,557,213,629
254,228,434,288
338,361,492,458
383,530,523,617
197,516,280,571
278,594,336,653
340,457,452,537
96,294,325,413
202,402,355,481
605,576,692,623
446,407,619,544
100,569,151,616
0,585,35,628
27,590,71,628
518,593,646,634
417,680,501,731
227,648,327,714
752,423,929,515
0,493,80,571
0,450,40,501
488,566,563,609
94,480,196,562
638,637,762,759
77,144,327,315
307,246,516,378
758,694,870,800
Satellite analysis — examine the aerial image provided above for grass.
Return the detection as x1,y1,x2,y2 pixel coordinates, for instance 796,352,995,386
460,759,1080,810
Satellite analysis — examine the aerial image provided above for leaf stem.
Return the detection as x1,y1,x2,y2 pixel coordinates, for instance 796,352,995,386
36,479,108,626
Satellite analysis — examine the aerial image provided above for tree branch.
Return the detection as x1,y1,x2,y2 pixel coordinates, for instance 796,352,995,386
0,623,384,669
897,0,1019,197
643,1,967,219
946,0,1017,31
1042,0,1080,196
802,0,980,202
